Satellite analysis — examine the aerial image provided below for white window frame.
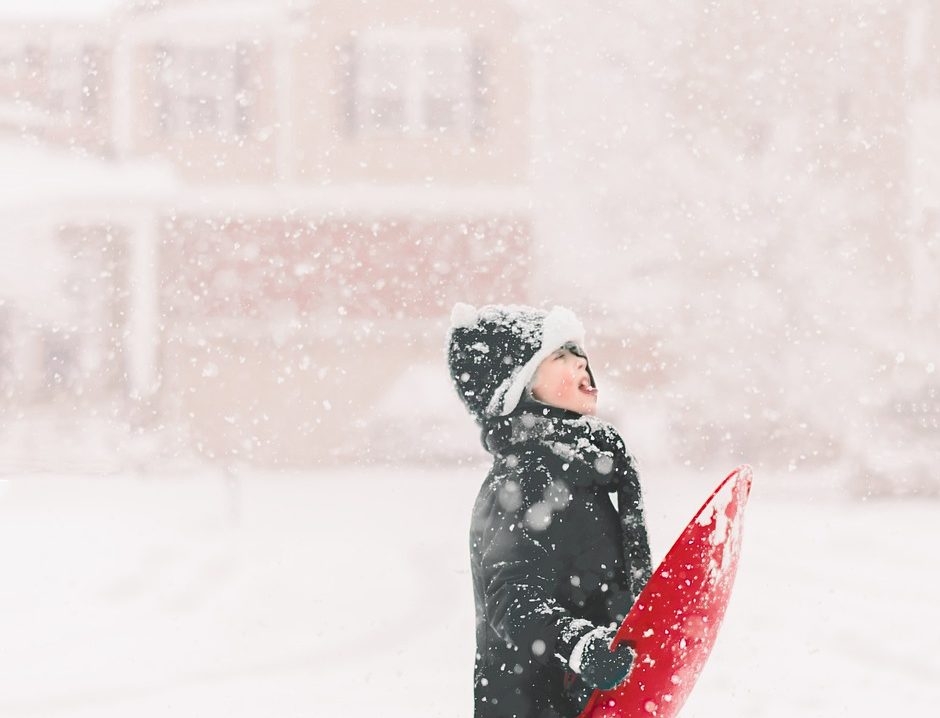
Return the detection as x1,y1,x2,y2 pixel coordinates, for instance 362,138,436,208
354,28,473,137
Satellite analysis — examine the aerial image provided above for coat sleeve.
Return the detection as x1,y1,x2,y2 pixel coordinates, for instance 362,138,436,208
479,457,597,669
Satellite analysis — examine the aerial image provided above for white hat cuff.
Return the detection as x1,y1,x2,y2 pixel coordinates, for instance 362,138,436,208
484,305,586,418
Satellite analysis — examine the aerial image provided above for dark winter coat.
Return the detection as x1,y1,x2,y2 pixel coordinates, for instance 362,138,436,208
470,397,652,718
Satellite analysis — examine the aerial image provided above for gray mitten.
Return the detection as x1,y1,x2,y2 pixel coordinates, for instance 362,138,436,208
568,625,636,690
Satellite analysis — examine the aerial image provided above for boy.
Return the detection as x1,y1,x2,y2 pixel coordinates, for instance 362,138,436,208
446,302,653,718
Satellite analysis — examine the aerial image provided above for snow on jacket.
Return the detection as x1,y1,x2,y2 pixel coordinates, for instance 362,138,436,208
470,396,652,718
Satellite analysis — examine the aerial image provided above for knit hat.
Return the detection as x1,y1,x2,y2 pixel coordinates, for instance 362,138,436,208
445,302,597,425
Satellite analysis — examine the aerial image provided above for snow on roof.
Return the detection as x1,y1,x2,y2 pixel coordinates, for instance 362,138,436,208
0,0,123,21
152,0,292,21
0,135,531,218
117,0,297,39
0,137,177,320
0,137,178,214
0,1,297,35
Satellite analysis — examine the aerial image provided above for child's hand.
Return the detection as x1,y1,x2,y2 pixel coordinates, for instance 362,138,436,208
569,625,636,690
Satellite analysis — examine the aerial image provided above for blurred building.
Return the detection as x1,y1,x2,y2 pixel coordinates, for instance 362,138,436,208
0,0,533,469
0,0,937,488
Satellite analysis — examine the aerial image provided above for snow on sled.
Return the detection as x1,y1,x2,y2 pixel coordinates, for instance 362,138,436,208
577,464,753,718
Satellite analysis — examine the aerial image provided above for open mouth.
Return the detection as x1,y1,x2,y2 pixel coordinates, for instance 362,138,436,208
578,379,598,397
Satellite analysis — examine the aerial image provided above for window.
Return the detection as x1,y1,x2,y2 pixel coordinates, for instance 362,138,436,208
355,38,407,132
423,42,470,130
153,41,255,139
0,38,21,83
42,330,78,392
48,43,101,118
351,29,481,137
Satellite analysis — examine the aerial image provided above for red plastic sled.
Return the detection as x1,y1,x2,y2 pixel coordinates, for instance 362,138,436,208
577,465,753,718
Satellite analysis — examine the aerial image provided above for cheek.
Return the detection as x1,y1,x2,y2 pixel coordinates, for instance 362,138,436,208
555,367,578,393
562,362,580,383
536,367,564,395
535,363,578,398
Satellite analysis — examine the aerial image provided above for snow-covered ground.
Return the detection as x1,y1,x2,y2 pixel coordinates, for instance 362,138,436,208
0,465,936,717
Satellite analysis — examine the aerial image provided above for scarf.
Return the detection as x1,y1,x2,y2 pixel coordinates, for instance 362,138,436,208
481,397,653,602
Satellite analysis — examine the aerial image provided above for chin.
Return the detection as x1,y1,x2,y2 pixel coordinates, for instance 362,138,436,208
574,399,597,416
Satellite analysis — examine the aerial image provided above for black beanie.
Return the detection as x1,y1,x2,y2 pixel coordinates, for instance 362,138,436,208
445,302,597,426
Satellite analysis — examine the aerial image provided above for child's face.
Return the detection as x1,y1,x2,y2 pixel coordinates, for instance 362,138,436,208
528,344,598,416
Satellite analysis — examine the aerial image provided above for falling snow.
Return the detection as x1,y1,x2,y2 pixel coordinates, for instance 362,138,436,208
0,0,937,716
